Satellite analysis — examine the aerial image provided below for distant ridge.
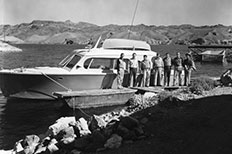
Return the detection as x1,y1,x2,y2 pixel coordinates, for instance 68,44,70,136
0,20,232,45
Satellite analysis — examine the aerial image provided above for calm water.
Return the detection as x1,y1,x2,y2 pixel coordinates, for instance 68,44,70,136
0,44,231,149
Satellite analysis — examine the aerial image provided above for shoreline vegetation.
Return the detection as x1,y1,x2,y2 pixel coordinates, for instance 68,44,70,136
1,76,232,154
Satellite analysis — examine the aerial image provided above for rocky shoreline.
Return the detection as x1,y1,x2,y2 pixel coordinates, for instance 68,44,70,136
1,84,232,154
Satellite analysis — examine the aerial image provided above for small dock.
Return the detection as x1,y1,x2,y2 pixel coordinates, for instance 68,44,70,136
130,86,164,94
53,89,137,109
53,86,186,109
130,86,186,94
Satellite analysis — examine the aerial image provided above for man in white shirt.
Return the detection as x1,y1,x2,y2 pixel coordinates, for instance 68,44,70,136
116,53,126,89
129,53,138,87
141,55,151,87
153,53,164,86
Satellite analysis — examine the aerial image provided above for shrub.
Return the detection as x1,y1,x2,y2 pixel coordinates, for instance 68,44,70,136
158,91,185,108
158,91,173,102
189,77,218,94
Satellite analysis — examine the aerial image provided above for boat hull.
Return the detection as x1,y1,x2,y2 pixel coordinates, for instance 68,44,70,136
0,72,120,99
0,70,182,100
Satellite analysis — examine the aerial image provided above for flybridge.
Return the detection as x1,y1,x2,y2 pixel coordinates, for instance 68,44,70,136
102,39,151,51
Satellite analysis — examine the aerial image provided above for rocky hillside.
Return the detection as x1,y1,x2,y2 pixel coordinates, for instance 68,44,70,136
1,20,232,45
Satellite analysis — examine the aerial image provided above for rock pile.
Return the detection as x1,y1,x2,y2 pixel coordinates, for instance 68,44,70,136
2,85,232,154
9,113,145,154
0,94,160,154
126,93,158,113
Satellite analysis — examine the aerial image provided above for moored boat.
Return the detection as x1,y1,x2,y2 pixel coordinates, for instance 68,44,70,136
188,45,232,63
0,38,157,100
199,50,226,63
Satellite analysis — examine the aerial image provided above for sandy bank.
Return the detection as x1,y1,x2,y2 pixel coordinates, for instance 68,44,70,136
0,41,22,52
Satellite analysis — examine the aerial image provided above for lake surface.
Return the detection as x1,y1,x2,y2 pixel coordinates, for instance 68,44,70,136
0,44,231,149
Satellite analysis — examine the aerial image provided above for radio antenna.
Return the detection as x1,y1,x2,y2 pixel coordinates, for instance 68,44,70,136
128,0,139,39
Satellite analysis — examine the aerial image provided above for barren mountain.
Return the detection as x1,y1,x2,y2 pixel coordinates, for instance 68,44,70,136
1,20,232,45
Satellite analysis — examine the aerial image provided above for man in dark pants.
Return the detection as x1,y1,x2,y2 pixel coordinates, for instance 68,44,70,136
141,55,151,87
183,53,196,86
116,53,126,89
129,53,138,87
163,53,172,86
153,53,164,86
173,52,184,86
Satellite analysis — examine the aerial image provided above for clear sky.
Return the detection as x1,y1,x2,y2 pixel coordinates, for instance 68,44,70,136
1,0,232,26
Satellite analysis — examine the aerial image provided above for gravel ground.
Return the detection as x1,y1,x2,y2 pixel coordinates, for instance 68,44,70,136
98,87,232,154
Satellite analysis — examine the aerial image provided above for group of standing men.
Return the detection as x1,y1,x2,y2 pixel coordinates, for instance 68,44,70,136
116,52,196,89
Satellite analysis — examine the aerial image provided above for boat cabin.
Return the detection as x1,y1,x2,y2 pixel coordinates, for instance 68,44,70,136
59,39,157,72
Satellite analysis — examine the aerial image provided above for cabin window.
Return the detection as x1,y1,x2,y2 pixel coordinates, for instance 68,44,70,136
84,58,115,69
65,55,82,69
84,58,92,69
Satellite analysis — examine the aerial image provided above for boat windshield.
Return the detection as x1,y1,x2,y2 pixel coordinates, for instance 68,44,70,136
63,54,82,70
59,54,73,67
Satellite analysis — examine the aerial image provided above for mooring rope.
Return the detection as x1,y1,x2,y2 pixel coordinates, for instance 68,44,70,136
41,72,91,118
71,97,77,121
77,107,92,118
70,97,91,118
41,72,72,91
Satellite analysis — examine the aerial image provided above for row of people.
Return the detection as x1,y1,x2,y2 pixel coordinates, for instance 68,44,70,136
116,52,196,89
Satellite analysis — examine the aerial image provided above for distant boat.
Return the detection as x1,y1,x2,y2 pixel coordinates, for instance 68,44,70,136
188,45,232,63
199,50,226,63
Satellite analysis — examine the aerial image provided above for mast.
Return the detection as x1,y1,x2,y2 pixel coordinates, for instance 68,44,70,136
3,25,5,42
128,0,139,39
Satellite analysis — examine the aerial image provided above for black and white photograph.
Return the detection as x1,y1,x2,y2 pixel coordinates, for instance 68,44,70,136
0,0,232,153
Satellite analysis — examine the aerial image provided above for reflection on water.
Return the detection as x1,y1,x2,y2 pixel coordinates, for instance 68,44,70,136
0,96,66,149
193,62,231,77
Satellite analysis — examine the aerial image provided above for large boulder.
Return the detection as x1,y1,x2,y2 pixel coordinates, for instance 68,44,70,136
21,135,40,154
56,126,76,145
89,115,107,131
47,139,59,153
13,139,24,153
104,134,122,149
116,124,130,137
221,68,232,86
120,116,140,130
0,150,13,154
103,119,119,138
46,117,76,137
75,117,91,137
74,136,91,150
84,130,107,152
